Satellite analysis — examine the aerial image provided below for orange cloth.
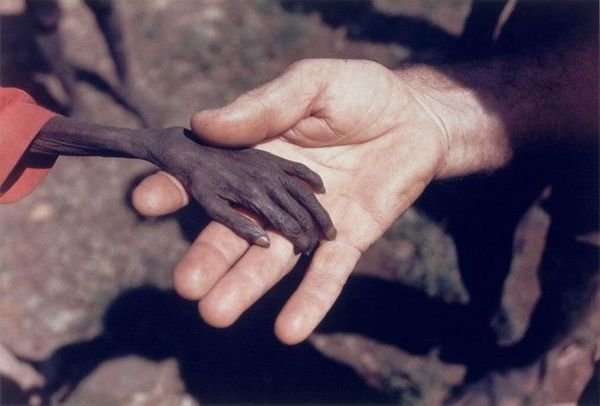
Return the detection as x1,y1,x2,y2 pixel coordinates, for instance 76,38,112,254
0,88,57,203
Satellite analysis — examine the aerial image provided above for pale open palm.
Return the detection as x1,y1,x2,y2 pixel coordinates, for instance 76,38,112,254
134,59,452,344
259,129,442,253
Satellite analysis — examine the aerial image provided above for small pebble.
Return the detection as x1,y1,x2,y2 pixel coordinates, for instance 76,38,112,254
28,202,56,223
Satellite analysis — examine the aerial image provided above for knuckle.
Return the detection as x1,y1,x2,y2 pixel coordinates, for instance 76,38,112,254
300,188,318,205
237,267,267,292
292,162,311,175
302,286,332,314
245,184,264,199
281,219,303,236
309,267,345,299
296,212,313,229
290,178,310,193
292,208,314,232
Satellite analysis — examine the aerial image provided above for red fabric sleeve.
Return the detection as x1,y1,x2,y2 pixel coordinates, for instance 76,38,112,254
0,88,57,204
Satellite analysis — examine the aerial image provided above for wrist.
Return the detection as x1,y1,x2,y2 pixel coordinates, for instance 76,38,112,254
33,116,151,160
395,64,513,179
143,127,195,183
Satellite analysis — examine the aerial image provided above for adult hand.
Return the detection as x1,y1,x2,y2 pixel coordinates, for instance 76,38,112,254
133,59,471,344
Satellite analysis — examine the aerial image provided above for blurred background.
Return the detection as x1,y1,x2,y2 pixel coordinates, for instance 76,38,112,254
0,0,597,404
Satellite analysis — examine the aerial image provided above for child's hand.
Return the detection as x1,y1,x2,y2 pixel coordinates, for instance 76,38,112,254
146,128,336,253
30,117,335,252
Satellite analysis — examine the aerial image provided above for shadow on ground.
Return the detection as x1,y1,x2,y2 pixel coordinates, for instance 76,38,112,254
2,0,598,403
0,9,143,120
34,282,390,404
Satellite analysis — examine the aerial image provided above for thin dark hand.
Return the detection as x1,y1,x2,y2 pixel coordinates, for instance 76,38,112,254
144,127,335,252
30,117,336,252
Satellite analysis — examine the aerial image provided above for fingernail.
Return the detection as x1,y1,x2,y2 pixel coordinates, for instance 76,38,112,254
162,172,189,206
325,226,337,240
255,235,271,248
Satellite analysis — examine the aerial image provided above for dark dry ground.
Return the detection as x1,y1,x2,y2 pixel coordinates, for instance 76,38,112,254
0,0,590,405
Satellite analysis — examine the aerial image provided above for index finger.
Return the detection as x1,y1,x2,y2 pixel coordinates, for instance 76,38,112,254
174,221,250,300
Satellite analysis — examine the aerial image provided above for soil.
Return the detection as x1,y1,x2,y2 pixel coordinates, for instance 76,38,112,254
0,1,595,405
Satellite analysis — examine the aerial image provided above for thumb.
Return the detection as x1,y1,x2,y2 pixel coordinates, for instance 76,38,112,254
191,60,331,146
132,171,189,216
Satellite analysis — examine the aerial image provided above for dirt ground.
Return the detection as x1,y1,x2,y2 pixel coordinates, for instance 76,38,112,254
0,0,597,405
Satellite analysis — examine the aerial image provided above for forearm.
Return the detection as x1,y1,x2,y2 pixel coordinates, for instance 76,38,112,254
397,35,598,179
29,116,150,160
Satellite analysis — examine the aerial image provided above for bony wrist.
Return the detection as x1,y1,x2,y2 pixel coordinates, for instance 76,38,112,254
139,127,180,167
141,127,196,181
